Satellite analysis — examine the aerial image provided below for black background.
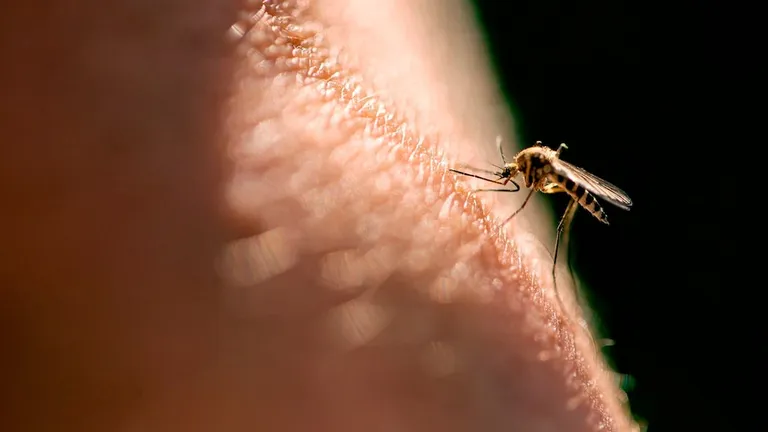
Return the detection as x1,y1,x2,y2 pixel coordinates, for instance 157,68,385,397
468,1,722,430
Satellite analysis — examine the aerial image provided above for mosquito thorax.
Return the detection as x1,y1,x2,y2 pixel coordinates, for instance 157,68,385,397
515,146,557,187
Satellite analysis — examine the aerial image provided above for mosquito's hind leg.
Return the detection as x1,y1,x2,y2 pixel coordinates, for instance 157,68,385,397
554,198,578,278
552,198,579,312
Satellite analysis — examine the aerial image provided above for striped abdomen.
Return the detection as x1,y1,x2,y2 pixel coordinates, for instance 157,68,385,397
549,173,609,224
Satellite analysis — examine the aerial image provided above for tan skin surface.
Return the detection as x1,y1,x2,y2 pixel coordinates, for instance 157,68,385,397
0,0,636,431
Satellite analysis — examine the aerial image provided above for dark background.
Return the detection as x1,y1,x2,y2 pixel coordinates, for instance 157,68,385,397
468,1,722,430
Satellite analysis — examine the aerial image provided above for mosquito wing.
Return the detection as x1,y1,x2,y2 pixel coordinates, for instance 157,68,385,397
553,158,633,210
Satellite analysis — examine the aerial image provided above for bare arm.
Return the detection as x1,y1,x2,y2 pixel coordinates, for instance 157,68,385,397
0,0,636,431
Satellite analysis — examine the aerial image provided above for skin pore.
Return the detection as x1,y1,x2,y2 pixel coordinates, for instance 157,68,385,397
0,0,637,431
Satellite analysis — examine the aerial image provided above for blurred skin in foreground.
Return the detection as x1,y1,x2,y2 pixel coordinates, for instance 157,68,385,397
0,0,638,431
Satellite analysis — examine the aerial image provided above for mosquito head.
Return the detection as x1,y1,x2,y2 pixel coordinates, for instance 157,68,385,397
499,162,519,181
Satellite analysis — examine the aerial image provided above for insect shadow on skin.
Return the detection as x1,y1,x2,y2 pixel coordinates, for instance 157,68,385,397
450,136,633,312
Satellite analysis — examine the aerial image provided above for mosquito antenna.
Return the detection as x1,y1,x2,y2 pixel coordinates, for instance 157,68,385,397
496,135,507,164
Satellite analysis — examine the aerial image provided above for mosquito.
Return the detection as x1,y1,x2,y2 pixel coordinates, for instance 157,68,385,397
450,137,633,305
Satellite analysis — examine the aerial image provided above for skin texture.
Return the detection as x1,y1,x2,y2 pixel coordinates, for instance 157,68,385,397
0,0,637,431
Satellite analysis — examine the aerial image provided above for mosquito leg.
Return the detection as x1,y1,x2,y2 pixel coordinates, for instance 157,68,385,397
540,183,566,195
559,197,579,301
472,188,518,194
449,169,506,185
552,198,579,311
502,187,536,224
450,169,521,193
556,143,569,158
553,198,578,275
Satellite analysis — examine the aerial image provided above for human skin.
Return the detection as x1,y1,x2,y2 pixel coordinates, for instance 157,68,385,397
0,0,637,431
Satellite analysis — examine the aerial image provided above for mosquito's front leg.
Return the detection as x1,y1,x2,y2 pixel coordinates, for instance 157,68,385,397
469,177,521,195
449,169,505,185
470,188,518,196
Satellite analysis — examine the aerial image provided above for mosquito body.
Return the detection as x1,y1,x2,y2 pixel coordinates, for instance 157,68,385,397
450,138,632,307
